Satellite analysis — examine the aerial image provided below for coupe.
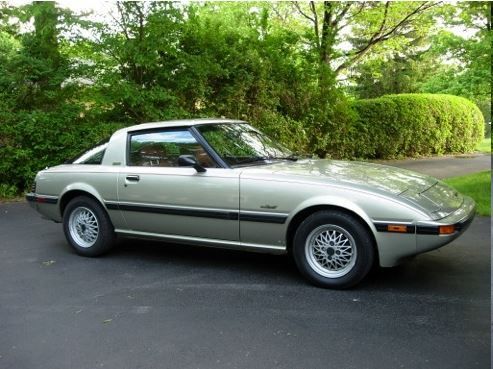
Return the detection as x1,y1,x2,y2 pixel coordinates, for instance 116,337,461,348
27,119,475,288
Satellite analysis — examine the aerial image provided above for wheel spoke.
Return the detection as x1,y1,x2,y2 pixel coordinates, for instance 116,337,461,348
69,207,100,248
305,224,357,278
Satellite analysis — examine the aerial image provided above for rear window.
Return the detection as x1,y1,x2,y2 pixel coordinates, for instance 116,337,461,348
72,142,108,165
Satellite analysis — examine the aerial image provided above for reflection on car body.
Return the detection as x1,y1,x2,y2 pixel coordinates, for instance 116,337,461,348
27,119,475,289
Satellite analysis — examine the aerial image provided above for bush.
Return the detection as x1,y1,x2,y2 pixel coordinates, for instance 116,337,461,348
0,183,18,198
247,109,309,154
475,98,491,138
0,106,124,191
352,94,485,159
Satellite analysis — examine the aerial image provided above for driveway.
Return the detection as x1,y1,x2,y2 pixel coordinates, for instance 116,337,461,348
0,202,490,369
376,153,490,179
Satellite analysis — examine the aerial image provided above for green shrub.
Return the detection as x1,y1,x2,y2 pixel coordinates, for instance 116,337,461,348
0,106,124,191
247,108,309,153
0,183,18,199
352,94,485,159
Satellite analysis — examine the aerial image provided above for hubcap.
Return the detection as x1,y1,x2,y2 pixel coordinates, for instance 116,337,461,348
68,207,99,248
305,224,357,278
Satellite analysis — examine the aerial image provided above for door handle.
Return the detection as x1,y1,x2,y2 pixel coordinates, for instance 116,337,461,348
126,175,140,182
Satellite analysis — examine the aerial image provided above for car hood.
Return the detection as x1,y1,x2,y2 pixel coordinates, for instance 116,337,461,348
241,159,463,219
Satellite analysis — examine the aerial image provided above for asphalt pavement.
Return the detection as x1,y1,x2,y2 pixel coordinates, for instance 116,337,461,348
376,153,491,179
0,202,490,369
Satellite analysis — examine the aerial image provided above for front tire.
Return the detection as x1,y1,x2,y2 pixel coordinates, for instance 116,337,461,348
293,210,375,289
63,196,116,257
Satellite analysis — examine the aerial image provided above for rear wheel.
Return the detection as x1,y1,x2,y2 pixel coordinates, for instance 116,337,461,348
63,196,115,256
292,210,375,289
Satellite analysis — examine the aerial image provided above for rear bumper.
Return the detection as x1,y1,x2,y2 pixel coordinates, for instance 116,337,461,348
26,193,60,220
26,193,59,205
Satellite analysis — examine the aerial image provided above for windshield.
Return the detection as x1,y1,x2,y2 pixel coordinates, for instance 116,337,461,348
196,123,293,167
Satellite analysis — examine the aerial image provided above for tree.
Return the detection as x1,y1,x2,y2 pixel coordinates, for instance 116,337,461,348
419,2,491,126
0,1,488,192
0,2,108,190
84,1,188,123
290,1,437,77
85,2,311,148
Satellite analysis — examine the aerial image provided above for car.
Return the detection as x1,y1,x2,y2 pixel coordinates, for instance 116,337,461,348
27,118,476,289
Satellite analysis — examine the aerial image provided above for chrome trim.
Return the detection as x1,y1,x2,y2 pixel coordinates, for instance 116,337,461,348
240,210,289,217
107,201,236,214
34,194,59,200
114,229,286,254
109,201,289,216
372,220,414,225
107,201,289,223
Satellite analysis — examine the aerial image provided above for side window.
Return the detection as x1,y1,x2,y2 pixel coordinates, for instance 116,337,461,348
82,149,106,165
128,129,216,168
72,143,108,165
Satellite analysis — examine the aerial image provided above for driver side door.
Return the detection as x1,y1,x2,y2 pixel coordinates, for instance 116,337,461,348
116,127,240,241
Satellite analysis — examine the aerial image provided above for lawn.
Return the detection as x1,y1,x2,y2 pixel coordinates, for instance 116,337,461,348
476,138,491,153
444,170,491,216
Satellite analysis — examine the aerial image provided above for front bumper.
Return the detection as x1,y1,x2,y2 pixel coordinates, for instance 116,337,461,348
376,196,476,267
415,195,476,253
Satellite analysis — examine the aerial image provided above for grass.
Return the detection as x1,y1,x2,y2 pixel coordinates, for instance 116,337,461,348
476,138,491,153
443,170,491,216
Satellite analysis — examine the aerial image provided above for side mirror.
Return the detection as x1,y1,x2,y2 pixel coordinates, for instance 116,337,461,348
178,155,206,173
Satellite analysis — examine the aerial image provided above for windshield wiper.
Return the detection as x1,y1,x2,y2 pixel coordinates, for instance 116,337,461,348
235,155,298,165
235,156,271,165
277,155,298,161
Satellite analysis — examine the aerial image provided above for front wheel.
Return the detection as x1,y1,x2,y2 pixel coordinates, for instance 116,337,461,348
63,196,116,257
292,210,375,289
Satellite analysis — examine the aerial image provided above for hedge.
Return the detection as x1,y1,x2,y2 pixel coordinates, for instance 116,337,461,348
351,94,485,159
0,106,124,191
0,93,486,194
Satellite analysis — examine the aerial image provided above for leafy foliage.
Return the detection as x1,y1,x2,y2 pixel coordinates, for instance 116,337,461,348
350,2,491,129
353,94,485,158
0,2,122,190
0,2,488,193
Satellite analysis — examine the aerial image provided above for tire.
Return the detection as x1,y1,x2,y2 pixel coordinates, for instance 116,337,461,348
62,196,116,257
292,210,375,289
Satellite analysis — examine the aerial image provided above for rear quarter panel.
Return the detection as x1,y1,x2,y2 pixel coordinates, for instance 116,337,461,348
35,166,123,227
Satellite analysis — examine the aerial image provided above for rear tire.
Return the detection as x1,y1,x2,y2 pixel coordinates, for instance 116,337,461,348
63,196,116,257
292,210,375,289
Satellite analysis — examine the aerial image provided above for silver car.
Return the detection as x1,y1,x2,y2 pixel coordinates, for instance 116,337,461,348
27,119,475,288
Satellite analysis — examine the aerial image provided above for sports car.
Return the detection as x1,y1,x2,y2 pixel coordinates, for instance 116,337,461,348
27,119,476,288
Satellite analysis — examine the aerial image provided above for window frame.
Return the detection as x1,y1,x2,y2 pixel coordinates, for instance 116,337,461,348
125,126,228,169
68,139,109,165
193,123,292,168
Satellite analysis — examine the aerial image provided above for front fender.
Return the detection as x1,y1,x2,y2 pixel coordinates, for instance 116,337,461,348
287,195,378,234
286,194,423,268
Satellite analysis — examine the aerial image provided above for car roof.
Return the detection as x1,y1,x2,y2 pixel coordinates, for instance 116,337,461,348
125,118,245,132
